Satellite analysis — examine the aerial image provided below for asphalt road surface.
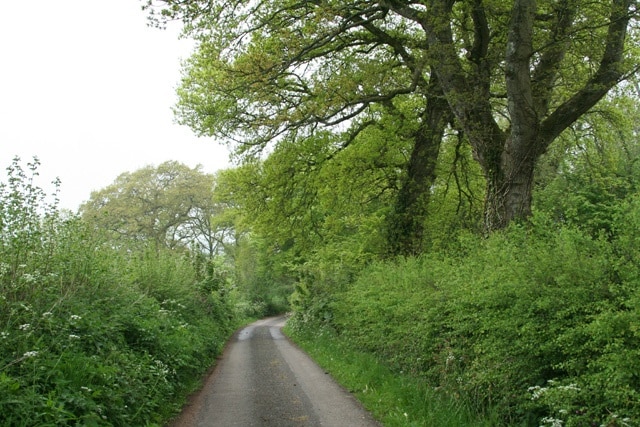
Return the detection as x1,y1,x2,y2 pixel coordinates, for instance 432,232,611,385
167,316,382,427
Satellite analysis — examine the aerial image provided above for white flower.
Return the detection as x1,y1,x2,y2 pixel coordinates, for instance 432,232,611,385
18,323,31,331
69,334,80,340
42,311,53,317
22,273,36,284
557,383,580,392
528,385,547,400
540,416,563,427
69,315,82,321
80,386,92,393
23,351,38,358
1,331,9,339
0,263,10,275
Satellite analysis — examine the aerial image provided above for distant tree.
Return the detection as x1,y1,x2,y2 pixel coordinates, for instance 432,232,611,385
80,161,223,255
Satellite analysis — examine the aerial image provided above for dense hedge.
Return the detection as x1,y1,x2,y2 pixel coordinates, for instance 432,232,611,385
298,209,640,426
0,159,237,426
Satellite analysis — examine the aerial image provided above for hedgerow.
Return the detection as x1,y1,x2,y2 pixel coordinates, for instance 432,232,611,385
296,211,640,426
0,158,237,426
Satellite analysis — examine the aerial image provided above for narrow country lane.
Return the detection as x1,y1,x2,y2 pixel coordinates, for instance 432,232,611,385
167,316,381,427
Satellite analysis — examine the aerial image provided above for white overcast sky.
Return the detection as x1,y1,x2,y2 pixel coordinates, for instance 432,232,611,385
0,0,231,211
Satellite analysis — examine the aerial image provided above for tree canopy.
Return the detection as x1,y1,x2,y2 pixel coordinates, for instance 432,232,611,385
144,0,638,253
80,161,224,254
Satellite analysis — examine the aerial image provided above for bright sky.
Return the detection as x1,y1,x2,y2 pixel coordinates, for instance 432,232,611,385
0,1,231,211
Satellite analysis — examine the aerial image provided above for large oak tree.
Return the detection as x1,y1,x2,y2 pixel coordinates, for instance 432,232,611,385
144,0,638,252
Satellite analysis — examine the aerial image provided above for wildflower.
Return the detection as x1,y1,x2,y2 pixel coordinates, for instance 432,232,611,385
80,386,92,393
528,385,547,400
558,383,580,392
22,273,36,284
1,331,8,339
0,262,10,275
69,315,82,321
42,311,53,317
69,334,80,340
446,353,456,365
18,323,31,331
23,351,38,358
540,416,563,427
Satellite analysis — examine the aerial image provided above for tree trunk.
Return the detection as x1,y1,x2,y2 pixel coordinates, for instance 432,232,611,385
387,80,450,256
482,141,537,231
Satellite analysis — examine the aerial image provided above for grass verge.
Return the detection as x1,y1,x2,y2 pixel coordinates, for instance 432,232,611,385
284,322,499,427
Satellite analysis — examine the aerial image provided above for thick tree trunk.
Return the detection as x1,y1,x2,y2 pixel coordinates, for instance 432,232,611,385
482,144,537,231
386,125,439,256
480,0,539,232
387,81,450,257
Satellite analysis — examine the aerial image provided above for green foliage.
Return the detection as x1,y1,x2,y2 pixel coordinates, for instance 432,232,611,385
314,218,640,426
232,234,293,317
0,158,238,426
535,96,640,238
282,97,640,426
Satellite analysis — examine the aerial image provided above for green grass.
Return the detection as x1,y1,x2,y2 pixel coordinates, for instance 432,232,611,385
284,322,498,427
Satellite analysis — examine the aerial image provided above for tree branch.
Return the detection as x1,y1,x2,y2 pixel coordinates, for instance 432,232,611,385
539,0,634,148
